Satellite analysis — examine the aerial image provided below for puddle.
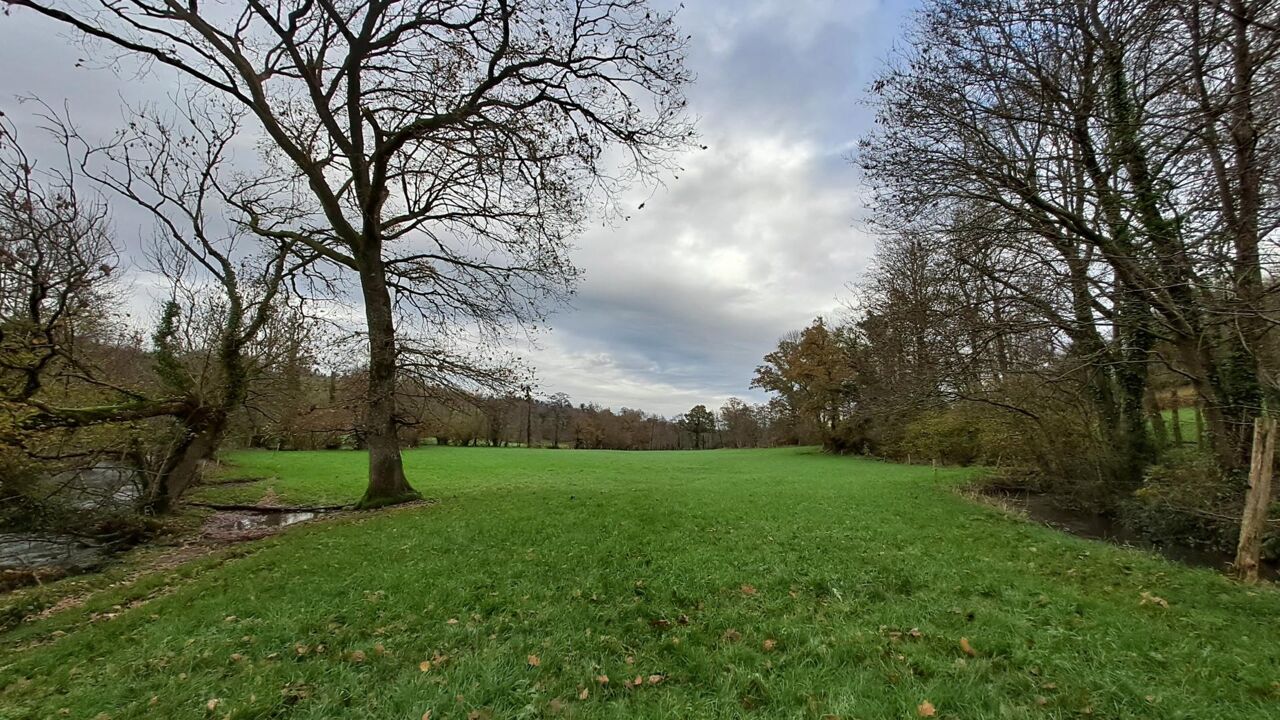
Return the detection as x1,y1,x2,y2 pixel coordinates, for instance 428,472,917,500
230,511,319,532
987,489,1276,579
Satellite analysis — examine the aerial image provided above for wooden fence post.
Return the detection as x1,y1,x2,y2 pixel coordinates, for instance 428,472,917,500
1235,416,1276,583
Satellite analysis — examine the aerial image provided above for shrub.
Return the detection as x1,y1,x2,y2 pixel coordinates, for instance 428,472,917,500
1124,449,1254,554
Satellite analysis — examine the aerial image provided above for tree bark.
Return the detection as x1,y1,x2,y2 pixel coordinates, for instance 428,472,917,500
1235,416,1275,583
1170,399,1183,446
356,255,420,509
147,410,227,513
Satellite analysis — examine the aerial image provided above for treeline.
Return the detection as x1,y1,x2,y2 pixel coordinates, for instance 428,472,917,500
246,366,798,452
751,0,1280,555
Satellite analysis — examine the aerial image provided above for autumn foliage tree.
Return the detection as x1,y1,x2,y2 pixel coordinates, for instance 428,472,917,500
752,319,863,452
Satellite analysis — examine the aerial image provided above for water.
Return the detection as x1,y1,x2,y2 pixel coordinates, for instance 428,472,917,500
47,463,143,510
230,511,318,532
992,489,1275,578
0,534,107,570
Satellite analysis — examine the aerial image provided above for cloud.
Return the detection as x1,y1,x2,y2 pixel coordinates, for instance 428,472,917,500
525,129,875,415
522,0,913,414
0,0,918,417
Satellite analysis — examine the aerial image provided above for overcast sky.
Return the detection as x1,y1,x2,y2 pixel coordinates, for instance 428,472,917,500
0,0,916,416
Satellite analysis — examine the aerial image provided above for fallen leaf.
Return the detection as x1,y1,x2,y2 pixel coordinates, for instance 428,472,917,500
677,614,690,625
596,674,609,685
917,700,936,717
422,712,432,720
648,674,664,685
722,629,741,643
578,687,589,700
763,639,777,652
625,655,635,664
419,660,432,672
959,637,976,657
740,584,758,596
548,699,564,712
1139,591,1169,608
349,650,366,663
527,654,541,668
908,628,922,639
230,653,245,662
206,698,221,712
374,643,387,655
650,618,672,629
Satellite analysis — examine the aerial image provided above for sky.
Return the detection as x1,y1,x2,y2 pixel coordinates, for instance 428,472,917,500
0,0,918,416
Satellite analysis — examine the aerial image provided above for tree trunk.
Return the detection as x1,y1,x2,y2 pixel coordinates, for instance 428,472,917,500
1195,403,1206,450
356,256,420,509
1235,416,1275,583
1146,386,1167,453
147,410,227,513
1170,399,1183,446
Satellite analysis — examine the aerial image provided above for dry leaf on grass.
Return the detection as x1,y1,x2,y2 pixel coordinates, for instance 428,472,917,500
918,700,937,717
527,654,541,668
1139,591,1169,608
959,637,976,657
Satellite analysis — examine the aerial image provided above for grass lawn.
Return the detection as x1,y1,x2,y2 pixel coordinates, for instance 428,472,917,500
2,447,1278,719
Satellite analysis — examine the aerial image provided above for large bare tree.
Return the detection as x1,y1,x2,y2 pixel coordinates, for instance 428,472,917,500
859,0,1280,477
5,0,693,507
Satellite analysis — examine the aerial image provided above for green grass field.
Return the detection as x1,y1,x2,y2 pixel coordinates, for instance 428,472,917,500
2,447,1278,719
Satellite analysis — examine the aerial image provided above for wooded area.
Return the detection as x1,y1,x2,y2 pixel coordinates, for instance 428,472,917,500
752,0,1280,569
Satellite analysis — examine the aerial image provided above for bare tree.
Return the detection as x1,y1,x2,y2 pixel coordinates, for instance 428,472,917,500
78,101,316,509
6,0,694,507
858,0,1280,477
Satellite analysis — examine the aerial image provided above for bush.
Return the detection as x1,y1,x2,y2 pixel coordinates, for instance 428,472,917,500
1123,449,1256,555
894,405,1029,467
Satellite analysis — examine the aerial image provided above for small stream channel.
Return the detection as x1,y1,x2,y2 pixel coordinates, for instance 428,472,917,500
1,506,336,587
990,489,1277,580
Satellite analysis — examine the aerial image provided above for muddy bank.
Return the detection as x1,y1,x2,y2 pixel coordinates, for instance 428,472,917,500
983,488,1276,580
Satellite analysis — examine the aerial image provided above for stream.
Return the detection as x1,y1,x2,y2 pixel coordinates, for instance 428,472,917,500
991,489,1276,579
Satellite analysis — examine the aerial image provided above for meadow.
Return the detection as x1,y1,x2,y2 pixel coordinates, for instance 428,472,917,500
1,447,1278,719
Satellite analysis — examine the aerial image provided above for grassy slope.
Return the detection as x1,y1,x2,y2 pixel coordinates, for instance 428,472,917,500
2,447,1278,719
